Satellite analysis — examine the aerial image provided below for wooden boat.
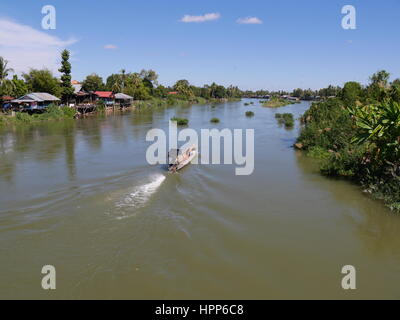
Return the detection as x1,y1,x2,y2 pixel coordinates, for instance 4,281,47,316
168,145,197,172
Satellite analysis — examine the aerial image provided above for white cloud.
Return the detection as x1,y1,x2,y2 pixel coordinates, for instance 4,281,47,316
0,18,77,74
180,13,220,23
104,44,117,49
236,17,263,25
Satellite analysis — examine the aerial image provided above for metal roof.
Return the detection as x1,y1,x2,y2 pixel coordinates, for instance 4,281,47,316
115,93,133,100
73,84,82,94
11,93,60,103
94,91,114,98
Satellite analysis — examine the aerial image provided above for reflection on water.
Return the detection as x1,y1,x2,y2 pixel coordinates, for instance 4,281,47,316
0,100,400,299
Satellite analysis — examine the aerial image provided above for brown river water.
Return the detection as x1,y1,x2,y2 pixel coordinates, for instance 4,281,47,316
0,99,399,299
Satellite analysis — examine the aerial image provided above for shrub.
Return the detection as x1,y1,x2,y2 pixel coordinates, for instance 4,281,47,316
276,112,294,127
307,146,331,160
297,99,354,150
15,112,32,123
96,100,106,111
245,111,254,117
171,116,189,126
210,117,220,123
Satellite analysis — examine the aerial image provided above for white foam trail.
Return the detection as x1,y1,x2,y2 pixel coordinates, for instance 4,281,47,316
113,174,166,219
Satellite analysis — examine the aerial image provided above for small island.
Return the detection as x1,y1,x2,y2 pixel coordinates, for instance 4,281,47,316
262,97,299,108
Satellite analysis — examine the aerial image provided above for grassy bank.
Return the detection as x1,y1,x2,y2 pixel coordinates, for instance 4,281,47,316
0,105,76,126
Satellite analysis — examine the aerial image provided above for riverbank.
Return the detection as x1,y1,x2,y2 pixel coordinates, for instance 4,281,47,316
0,105,76,125
296,97,400,211
0,97,239,127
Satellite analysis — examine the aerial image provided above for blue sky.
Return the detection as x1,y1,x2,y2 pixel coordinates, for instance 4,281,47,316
0,0,399,91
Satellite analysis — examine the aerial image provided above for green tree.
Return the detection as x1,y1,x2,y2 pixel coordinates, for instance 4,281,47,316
174,79,194,98
367,70,391,102
0,57,14,88
120,69,127,91
23,69,61,96
0,57,14,102
123,73,151,100
350,100,400,163
82,73,104,92
341,81,362,106
11,75,28,97
390,79,400,103
106,73,122,92
58,49,74,103
153,85,168,98
292,88,304,98
370,70,390,87
139,69,158,88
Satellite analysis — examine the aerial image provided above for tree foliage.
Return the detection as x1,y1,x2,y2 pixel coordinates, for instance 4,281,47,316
23,69,61,97
82,73,104,92
58,49,74,103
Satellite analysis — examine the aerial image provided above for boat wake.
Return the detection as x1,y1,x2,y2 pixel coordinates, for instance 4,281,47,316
111,174,166,220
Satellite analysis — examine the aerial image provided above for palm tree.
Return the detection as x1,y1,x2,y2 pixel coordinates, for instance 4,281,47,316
120,69,126,92
0,57,14,87
111,81,122,93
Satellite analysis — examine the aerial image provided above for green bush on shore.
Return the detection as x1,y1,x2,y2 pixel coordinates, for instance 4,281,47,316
0,104,76,126
296,73,400,211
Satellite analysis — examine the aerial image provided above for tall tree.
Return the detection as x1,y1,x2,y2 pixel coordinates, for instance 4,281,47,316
120,69,126,91
139,69,158,88
58,49,74,104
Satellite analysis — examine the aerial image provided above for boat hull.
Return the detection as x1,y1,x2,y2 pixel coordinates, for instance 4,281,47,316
169,151,197,172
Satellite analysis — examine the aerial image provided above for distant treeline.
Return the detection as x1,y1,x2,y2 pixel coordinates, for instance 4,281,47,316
0,49,365,106
243,85,342,100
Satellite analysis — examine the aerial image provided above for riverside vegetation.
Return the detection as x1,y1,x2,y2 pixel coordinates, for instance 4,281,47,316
0,54,242,126
0,104,76,125
275,113,294,128
296,70,400,211
263,97,298,108
170,117,189,126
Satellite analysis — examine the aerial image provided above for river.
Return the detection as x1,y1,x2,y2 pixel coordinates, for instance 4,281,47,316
0,99,399,299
